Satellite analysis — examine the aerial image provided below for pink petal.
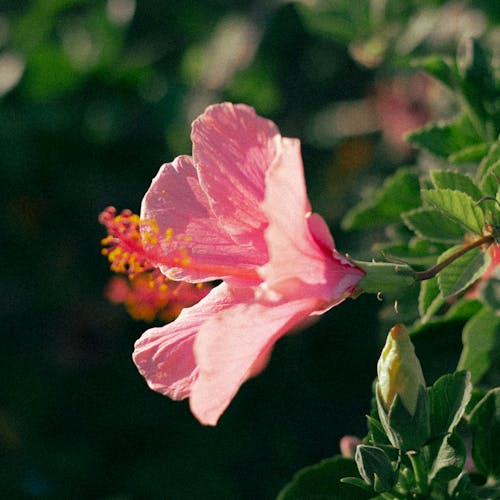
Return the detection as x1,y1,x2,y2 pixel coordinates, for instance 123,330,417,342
132,283,252,400
258,138,323,289
190,295,320,425
141,155,262,285
259,138,364,302
191,102,279,248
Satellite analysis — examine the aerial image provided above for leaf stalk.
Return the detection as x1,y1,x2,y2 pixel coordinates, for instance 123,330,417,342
414,234,494,281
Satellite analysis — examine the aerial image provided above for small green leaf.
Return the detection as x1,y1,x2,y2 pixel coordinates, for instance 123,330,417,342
277,456,372,500
418,277,445,323
469,388,500,479
407,114,483,159
376,386,430,452
429,371,472,437
478,138,500,198
428,432,466,483
480,160,500,199
374,239,446,267
430,171,483,201
340,477,374,492
477,138,500,181
422,189,485,235
426,374,471,483
448,143,490,163
342,169,421,230
437,245,490,298
444,298,482,321
366,416,390,446
403,208,465,243
355,446,395,492
458,307,500,384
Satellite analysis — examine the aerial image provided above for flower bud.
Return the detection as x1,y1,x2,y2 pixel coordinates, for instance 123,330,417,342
339,435,362,458
377,324,426,415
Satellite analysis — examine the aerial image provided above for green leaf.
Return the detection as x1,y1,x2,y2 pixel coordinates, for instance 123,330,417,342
376,386,430,452
444,298,482,321
479,267,500,315
458,307,500,384
448,472,500,498
457,38,496,93
418,277,445,323
430,171,483,201
342,169,421,230
340,477,373,492
478,138,500,180
469,388,500,479
457,38,498,141
448,143,490,163
406,114,483,159
437,245,490,298
411,55,455,89
277,456,372,500
478,138,500,197
366,416,391,447
355,446,395,492
429,371,472,437
428,432,466,483
426,373,471,485
374,239,446,267
402,208,465,243
480,159,500,199
422,189,485,235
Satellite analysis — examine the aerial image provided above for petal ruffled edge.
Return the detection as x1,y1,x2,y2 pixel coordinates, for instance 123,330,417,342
190,294,320,425
132,283,251,400
192,102,279,247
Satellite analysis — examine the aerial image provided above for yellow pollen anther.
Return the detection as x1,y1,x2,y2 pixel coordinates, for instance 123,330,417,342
165,228,173,242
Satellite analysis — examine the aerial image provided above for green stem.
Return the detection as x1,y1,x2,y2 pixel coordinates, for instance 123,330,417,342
407,451,428,496
414,234,493,282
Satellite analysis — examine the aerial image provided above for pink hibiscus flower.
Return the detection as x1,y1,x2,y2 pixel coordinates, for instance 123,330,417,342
133,103,365,425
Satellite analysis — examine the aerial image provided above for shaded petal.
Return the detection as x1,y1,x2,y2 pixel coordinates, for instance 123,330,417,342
307,212,335,253
132,283,252,400
192,102,279,248
259,138,364,302
190,295,320,425
141,155,262,284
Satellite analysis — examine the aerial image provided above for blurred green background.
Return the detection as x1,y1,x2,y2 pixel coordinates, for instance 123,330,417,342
1,1,497,498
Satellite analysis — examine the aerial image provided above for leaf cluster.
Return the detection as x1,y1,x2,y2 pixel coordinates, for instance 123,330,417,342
279,374,500,499
346,372,498,499
343,40,500,388
278,35,500,500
